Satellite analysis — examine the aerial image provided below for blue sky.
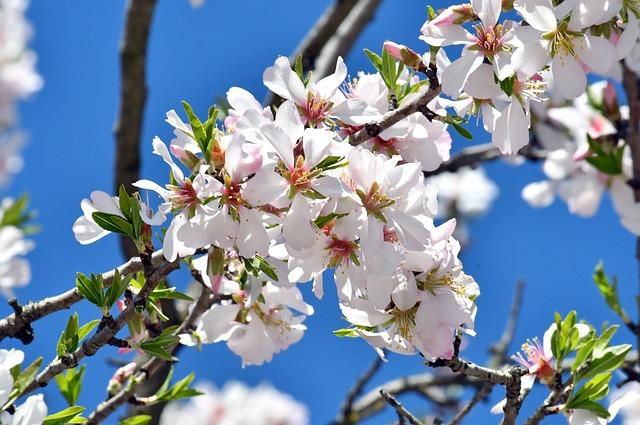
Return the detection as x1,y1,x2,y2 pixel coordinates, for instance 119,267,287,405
2,1,637,423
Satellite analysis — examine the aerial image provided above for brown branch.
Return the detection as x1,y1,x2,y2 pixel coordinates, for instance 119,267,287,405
114,0,157,259
0,250,169,343
622,63,640,370
335,355,384,424
21,252,180,396
446,383,492,425
423,144,546,177
448,281,525,425
84,285,220,425
349,85,442,146
344,373,478,423
311,0,383,82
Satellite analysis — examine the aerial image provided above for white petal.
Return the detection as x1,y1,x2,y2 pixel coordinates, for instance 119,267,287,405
263,56,307,105
514,0,557,32
441,51,484,97
552,54,587,99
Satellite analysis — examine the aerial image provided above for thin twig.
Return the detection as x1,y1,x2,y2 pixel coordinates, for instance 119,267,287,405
349,85,442,146
85,285,221,424
423,144,546,178
335,355,384,424
448,281,526,425
446,383,492,425
380,389,424,425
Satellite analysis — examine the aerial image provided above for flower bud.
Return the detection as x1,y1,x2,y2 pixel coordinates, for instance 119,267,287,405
383,41,425,71
107,362,136,395
427,4,475,27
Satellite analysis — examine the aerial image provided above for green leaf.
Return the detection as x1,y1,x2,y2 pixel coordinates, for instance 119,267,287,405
181,101,207,153
364,48,383,73
105,269,129,310
55,366,86,406
43,406,85,425
294,53,305,82
568,373,612,407
119,415,152,425
450,122,473,139
0,194,35,229
150,287,193,302
314,212,349,229
593,262,628,319
333,328,359,337
4,357,43,408
311,155,347,172
57,313,80,357
567,401,611,419
78,320,100,342
91,212,133,237
251,256,279,281
155,371,203,402
140,345,174,361
75,273,104,307
578,344,632,381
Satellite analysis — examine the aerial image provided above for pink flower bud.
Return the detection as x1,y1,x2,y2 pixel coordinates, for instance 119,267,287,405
383,41,424,71
107,362,137,394
426,4,475,28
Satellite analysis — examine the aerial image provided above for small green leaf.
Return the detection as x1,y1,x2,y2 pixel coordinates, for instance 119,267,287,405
43,406,85,425
333,328,359,337
78,320,100,342
119,415,152,425
91,212,133,237
181,101,207,154
57,314,80,357
593,262,628,320
55,366,86,406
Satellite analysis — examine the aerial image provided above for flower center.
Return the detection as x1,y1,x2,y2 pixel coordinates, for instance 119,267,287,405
168,180,200,212
302,91,332,124
545,23,581,58
326,237,359,267
475,24,504,56
372,136,400,155
392,307,417,340
357,181,395,217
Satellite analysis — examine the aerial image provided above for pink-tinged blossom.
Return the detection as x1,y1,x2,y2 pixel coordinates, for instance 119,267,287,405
263,56,347,125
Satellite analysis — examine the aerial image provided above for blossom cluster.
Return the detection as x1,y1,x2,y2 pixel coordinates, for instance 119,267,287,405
160,381,308,425
71,0,640,370
0,0,41,187
74,51,479,365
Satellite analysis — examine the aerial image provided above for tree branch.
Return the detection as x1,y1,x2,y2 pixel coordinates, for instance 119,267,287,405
622,63,640,370
114,0,157,259
380,389,424,425
84,285,221,425
349,85,442,146
423,144,546,177
311,0,383,82
335,355,384,424
21,252,180,395
0,250,169,343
